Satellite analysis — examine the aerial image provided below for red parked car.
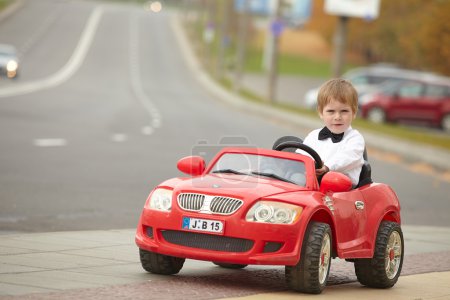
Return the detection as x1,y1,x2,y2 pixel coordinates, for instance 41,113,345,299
360,76,450,130
135,139,404,294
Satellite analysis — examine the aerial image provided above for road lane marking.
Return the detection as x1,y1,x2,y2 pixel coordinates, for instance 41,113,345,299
129,14,162,134
34,138,67,147
0,6,104,98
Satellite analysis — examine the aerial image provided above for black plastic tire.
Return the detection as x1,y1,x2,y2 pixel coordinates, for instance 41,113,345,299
354,221,404,288
212,262,248,269
139,248,185,275
285,222,332,294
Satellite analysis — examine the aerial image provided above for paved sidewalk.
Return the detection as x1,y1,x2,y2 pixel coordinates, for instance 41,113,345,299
0,225,450,298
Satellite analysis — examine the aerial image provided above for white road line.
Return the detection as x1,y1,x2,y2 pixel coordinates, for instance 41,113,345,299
0,6,104,98
129,14,162,134
34,138,67,147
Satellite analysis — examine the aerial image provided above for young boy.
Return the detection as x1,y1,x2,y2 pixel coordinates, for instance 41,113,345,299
302,78,365,186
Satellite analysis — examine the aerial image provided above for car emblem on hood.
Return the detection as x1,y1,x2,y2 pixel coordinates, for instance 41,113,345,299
212,184,220,188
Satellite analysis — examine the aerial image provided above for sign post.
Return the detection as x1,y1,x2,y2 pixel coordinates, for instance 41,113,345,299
324,0,380,77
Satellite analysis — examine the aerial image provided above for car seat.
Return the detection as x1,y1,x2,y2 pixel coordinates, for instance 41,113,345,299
356,148,373,188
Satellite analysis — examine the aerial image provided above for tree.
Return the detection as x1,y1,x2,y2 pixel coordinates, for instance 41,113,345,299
306,0,450,76
420,1,450,75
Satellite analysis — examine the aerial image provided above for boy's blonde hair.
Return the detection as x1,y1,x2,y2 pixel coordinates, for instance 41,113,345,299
317,78,358,114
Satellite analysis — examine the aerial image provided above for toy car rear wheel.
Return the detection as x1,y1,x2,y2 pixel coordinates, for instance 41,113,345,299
285,222,332,294
212,262,248,269
354,221,403,288
139,248,185,275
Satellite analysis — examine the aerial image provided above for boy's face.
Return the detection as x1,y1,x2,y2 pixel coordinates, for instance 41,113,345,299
319,98,355,134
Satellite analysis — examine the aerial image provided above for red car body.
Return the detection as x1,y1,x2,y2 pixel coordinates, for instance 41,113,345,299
360,78,450,129
136,147,401,266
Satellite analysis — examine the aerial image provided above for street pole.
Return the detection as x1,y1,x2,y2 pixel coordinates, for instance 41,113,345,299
331,15,348,78
217,0,232,80
268,0,282,104
233,0,250,93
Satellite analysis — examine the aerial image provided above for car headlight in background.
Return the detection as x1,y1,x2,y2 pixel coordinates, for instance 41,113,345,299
246,201,302,224
144,1,162,13
6,60,18,72
146,188,173,212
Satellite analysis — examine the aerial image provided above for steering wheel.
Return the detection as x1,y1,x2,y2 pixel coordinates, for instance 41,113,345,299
274,141,323,169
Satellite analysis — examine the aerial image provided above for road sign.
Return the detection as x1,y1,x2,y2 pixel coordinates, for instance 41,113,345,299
324,0,380,20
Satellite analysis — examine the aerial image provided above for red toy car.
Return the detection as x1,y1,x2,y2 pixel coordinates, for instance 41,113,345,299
135,138,404,294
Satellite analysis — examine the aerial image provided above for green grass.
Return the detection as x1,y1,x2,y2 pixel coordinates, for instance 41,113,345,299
245,49,359,78
0,0,13,10
246,50,327,77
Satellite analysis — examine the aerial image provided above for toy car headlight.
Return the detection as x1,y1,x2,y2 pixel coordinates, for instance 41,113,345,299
6,60,18,72
246,201,302,224
146,188,173,212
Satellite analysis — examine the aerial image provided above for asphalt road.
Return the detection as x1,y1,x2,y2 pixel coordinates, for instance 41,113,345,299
0,0,449,234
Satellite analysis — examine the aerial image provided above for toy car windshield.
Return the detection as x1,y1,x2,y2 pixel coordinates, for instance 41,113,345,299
209,153,307,186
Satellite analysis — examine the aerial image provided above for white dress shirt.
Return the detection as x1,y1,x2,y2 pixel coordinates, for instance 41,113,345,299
299,126,365,186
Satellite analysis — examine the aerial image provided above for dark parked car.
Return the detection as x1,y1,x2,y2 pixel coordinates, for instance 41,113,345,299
360,75,450,131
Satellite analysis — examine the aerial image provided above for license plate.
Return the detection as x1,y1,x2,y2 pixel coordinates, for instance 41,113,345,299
182,217,224,234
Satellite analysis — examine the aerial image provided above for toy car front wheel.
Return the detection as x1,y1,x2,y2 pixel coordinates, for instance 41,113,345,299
354,221,404,288
139,248,185,275
212,262,248,269
285,222,332,294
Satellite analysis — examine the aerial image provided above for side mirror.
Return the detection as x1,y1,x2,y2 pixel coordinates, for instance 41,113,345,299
177,156,205,176
320,171,352,194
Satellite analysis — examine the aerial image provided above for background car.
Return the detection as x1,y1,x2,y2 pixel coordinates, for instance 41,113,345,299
0,44,19,79
303,64,439,110
360,75,450,131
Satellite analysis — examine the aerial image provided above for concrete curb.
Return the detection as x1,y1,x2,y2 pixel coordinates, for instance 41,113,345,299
170,14,450,171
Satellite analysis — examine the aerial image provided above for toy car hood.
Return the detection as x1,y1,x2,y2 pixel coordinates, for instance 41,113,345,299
161,173,308,202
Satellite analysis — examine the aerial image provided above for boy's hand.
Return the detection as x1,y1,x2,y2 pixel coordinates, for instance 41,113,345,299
316,165,329,176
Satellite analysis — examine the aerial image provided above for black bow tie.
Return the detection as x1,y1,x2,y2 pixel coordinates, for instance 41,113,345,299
318,127,344,143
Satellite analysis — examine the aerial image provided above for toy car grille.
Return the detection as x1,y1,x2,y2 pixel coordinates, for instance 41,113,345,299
161,230,254,252
177,193,243,215
210,196,243,214
177,193,205,211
